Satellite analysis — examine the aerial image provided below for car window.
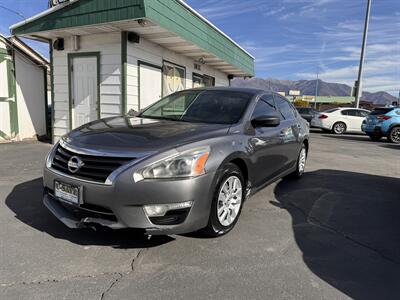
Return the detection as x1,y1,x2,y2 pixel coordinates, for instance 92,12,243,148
275,96,296,120
251,95,277,119
341,109,359,116
297,108,308,114
359,110,369,117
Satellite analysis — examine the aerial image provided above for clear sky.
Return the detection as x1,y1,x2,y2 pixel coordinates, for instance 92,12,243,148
0,0,399,94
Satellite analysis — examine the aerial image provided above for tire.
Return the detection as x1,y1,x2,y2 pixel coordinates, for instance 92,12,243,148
388,127,400,144
202,163,245,237
367,134,382,141
289,143,308,179
332,122,346,134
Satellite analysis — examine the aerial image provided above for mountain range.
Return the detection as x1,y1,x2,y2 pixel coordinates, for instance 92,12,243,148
232,78,398,105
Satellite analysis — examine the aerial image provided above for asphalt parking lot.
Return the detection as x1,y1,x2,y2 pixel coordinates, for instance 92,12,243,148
1,131,400,300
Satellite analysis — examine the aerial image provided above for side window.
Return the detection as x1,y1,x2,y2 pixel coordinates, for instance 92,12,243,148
342,109,358,116
251,96,276,119
275,96,296,120
359,110,369,117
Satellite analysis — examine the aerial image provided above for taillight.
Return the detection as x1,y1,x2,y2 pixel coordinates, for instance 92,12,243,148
377,115,391,121
319,114,328,119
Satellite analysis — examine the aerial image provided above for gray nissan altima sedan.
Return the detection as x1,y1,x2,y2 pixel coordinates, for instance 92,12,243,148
43,87,309,236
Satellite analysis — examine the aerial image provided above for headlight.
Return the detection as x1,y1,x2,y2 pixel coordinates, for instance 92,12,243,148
133,147,210,181
45,141,59,168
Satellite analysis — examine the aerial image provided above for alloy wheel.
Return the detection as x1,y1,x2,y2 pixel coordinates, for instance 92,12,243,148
333,122,346,134
390,127,400,144
298,147,307,174
217,176,242,226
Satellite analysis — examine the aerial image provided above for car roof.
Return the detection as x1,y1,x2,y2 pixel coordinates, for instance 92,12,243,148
336,107,369,111
185,86,272,96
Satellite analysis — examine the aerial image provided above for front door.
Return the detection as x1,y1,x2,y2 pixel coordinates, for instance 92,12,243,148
71,56,98,129
139,63,162,109
248,95,283,186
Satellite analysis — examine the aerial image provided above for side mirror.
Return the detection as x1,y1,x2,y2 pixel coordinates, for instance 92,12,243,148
251,115,280,127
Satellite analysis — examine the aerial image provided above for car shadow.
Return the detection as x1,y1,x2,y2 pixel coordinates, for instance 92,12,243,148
273,170,400,299
380,144,400,150
320,134,384,143
5,178,174,249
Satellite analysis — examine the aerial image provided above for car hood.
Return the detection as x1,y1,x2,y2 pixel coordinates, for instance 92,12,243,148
64,116,231,157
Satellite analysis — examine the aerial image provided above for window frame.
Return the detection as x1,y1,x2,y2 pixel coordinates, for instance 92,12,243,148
274,94,297,120
251,94,278,120
162,60,186,96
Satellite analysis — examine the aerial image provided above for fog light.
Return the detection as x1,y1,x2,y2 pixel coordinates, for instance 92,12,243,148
143,201,193,217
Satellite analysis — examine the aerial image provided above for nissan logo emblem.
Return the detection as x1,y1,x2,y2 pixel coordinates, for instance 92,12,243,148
67,156,84,173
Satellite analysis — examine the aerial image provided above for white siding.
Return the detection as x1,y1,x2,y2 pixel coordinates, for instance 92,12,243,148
15,51,46,140
51,32,230,142
0,102,10,139
0,39,10,140
126,37,229,111
52,33,122,141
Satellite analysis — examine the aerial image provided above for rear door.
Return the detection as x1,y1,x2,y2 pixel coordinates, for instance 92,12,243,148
275,96,301,171
342,109,367,131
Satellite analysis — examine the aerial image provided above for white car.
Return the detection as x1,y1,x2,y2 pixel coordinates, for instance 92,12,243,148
311,108,370,134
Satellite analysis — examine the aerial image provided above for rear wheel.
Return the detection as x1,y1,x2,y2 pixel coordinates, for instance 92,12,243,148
202,163,244,237
332,122,346,134
388,127,400,144
289,143,307,179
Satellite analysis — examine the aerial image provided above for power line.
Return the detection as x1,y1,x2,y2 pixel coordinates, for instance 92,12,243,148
0,5,25,21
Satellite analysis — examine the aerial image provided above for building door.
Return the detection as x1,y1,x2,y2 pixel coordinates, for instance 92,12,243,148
139,62,162,109
71,56,98,129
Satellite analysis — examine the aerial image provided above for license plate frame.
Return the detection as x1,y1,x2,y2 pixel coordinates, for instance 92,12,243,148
54,181,82,205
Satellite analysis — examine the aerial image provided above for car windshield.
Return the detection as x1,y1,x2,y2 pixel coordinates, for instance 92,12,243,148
140,90,253,124
370,108,394,115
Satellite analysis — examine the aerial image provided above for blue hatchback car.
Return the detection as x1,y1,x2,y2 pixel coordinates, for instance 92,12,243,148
362,107,400,143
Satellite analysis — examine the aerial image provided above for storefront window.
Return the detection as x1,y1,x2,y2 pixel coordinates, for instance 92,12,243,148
192,73,215,88
203,75,215,87
192,73,204,88
163,62,185,96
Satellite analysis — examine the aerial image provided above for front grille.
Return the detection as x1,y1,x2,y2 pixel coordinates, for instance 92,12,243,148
51,144,135,183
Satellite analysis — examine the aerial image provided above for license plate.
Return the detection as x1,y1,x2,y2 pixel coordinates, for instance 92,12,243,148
54,181,81,205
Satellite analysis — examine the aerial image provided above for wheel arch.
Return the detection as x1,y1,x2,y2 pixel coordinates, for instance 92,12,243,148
214,152,251,189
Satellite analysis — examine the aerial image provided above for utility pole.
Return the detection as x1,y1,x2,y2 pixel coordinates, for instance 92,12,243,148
314,72,319,109
355,0,372,108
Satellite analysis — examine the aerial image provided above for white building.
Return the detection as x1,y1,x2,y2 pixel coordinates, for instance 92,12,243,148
0,35,49,142
11,0,255,143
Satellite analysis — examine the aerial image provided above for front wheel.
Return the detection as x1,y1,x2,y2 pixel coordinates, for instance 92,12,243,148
202,163,245,237
388,127,400,144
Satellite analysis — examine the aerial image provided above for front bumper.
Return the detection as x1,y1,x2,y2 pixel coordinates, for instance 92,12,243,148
43,166,216,235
